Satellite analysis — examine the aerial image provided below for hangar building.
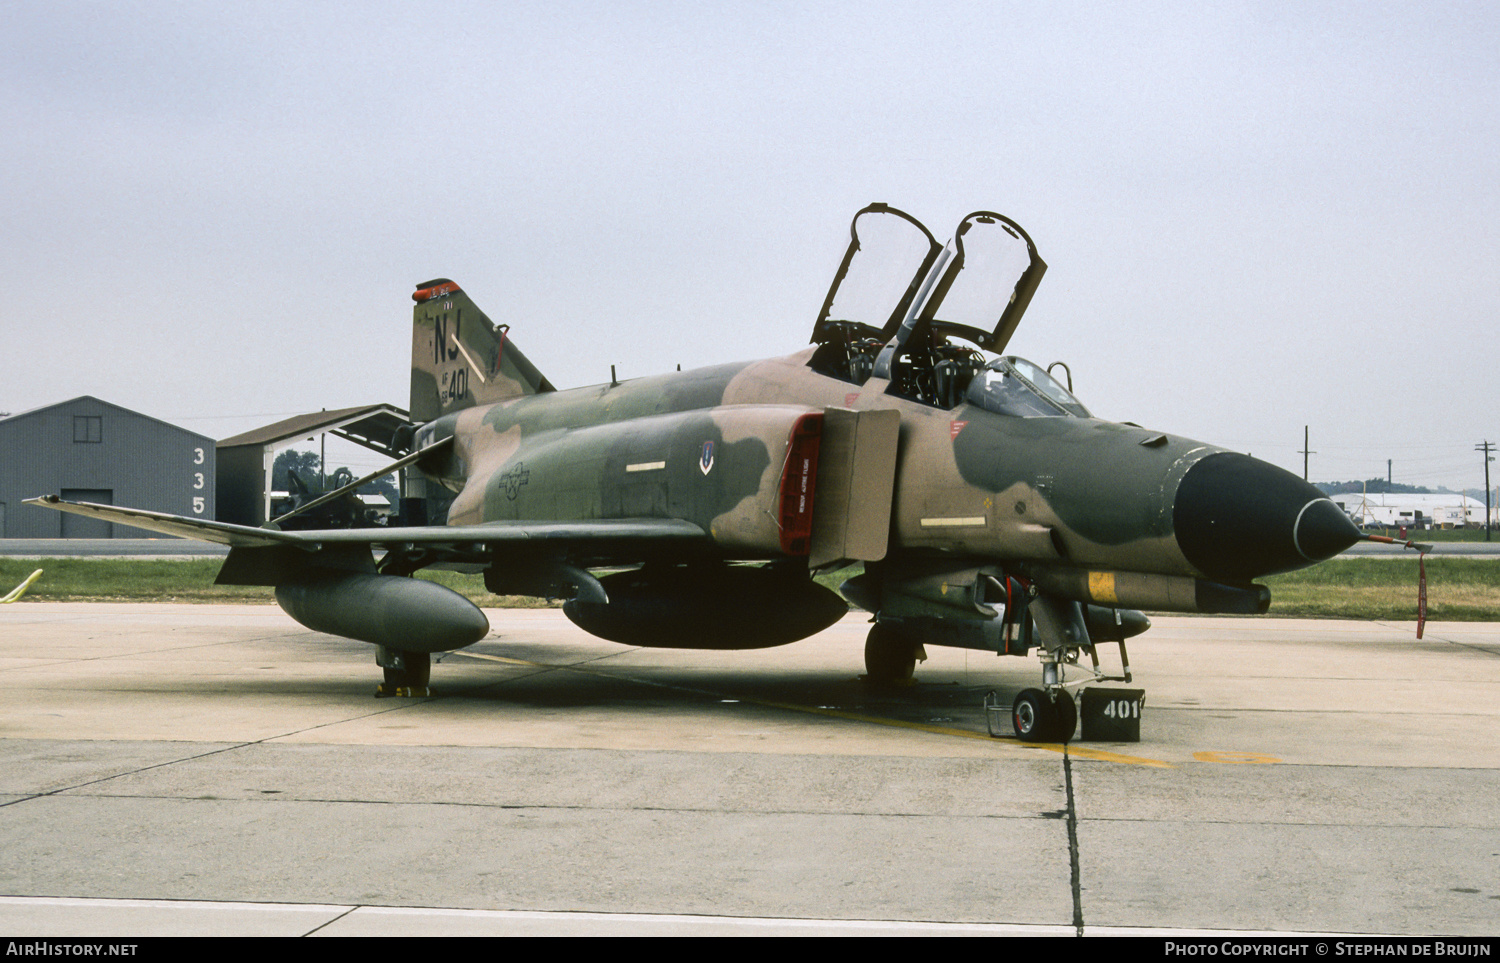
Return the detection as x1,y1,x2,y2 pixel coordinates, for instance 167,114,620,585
1330,491,1490,529
215,404,410,527
0,396,215,538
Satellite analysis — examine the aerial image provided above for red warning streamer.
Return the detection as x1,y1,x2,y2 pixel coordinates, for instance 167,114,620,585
1360,533,1432,640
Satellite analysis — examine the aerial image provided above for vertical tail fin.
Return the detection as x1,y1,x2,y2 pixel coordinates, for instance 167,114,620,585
409,279,555,422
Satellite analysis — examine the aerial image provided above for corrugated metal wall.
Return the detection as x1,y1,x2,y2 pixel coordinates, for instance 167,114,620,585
0,397,215,537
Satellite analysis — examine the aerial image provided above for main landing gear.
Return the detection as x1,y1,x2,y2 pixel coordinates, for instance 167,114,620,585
375,647,431,697
863,622,926,685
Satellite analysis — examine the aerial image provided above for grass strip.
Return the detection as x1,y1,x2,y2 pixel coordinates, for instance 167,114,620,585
3,556,1496,620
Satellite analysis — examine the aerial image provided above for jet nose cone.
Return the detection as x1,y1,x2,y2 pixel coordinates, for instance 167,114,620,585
1173,452,1360,583
1293,497,1363,563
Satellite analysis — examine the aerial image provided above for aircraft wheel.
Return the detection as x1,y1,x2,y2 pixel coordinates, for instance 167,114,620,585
1051,690,1077,742
1012,688,1054,741
864,623,917,684
377,649,431,697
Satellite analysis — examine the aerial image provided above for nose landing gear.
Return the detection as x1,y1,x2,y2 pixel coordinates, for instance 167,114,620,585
1009,687,1078,742
991,594,1135,743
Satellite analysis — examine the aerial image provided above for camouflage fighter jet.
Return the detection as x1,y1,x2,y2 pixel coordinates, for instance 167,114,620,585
29,203,1362,740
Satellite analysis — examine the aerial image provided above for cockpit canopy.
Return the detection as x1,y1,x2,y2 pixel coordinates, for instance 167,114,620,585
810,204,1075,415
811,203,1045,351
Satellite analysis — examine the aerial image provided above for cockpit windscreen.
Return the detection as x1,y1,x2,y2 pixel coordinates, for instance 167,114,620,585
965,357,1091,418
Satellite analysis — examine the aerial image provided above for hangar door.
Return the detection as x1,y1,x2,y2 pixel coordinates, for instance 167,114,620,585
59,489,112,538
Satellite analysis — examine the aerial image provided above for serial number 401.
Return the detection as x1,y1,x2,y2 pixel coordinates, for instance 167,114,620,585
1102,698,1140,720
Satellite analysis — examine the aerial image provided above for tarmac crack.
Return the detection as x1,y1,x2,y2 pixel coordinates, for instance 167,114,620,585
0,702,434,809
301,904,359,936
27,790,1072,822
0,742,262,810
7,632,321,666
1063,744,1084,937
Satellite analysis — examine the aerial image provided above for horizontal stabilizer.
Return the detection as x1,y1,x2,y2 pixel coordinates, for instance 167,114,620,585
26,496,291,547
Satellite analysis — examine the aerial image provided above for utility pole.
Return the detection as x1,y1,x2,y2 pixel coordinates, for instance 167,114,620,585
1479,441,1495,542
1298,426,1314,481
1388,459,1392,486
318,408,328,491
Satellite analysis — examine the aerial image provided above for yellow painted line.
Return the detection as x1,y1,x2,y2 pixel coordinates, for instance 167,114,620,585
1062,745,1172,767
734,697,1172,767
1193,750,1280,764
454,651,556,669
451,650,1172,768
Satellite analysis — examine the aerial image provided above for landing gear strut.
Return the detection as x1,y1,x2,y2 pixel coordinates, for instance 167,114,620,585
375,647,431,697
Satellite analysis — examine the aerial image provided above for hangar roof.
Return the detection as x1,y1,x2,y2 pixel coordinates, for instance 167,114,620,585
217,404,413,457
0,395,213,443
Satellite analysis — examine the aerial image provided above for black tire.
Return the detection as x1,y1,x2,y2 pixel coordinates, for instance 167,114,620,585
1050,689,1077,742
1012,687,1053,741
864,623,917,684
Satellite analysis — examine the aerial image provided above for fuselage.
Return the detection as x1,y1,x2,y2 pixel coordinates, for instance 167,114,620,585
414,346,1357,591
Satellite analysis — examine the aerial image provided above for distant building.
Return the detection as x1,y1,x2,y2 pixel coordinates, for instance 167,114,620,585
0,396,215,537
1330,492,1489,529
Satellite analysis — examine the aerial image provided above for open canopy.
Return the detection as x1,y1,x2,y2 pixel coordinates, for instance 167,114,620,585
812,204,1045,355
809,204,1052,411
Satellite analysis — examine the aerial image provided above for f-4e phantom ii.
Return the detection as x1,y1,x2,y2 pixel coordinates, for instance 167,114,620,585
31,203,1362,741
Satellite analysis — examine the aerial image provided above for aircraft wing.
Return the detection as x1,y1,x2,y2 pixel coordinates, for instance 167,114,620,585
23,496,709,550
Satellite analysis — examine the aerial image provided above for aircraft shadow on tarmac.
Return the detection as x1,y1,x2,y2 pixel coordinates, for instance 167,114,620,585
419,639,1027,732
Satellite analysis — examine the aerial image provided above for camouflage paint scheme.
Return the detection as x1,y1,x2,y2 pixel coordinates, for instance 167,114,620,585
28,204,1361,713
419,347,1198,570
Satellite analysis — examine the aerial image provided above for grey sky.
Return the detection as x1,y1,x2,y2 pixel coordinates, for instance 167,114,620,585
3,1,1496,488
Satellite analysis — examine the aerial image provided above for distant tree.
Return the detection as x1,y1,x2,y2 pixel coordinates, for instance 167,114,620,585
317,465,398,504
357,476,400,506
1317,478,1432,496
272,449,322,491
